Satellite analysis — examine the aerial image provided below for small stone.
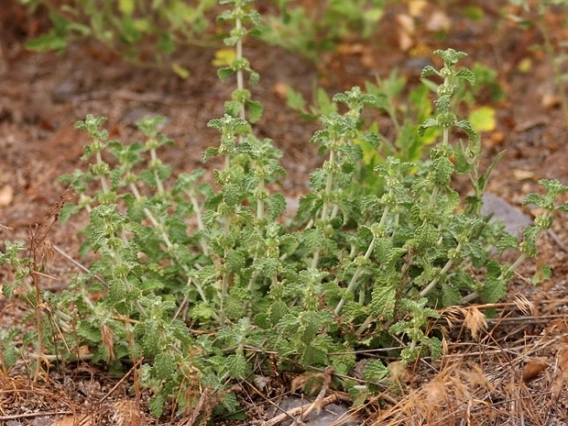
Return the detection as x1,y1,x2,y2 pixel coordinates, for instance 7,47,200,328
51,79,77,104
32,417,52,426
404,57,431,72
481,192,532,237
277,396,358,426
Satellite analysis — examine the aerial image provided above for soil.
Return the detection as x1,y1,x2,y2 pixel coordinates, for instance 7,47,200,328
2,1,568,425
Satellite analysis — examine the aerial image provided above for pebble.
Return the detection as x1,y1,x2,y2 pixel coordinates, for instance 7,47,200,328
277,396,359,426
481,192,532,237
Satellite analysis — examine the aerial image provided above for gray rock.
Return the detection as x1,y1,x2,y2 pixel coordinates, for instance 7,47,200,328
51,79,77,104
276,396,358,426
481,192,532,237
32,417,52,426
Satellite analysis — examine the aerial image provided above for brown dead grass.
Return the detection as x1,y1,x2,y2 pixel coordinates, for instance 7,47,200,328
368,301,568,426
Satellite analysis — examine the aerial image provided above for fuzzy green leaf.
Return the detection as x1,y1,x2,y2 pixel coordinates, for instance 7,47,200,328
77,321,101,344
265,193,287,219
419,118,438,135
302,345,328,366
225,249,246,273
269,301,288,325
521,225,540,257
227,353,249,379
364,359,389,383
496,233,519,253
370,285,396,321
441,284,461,307
154,353,176,380
148,395,165,418
456,68,475,84
246,100,263,123
480,260,506,303
421,65,438,78
249,71,260,86
425,336,443,359
218,67,234,80
433,156,454,186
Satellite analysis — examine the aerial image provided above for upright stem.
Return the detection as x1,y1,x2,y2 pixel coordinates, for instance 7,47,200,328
246,178,266,306
218,10,243,327
187,192,209,256
131,179,214,312
236,13,245,131
311,148,337,269
96,150,110,194
149,147,165,194
335,206,389,315
220,221,230,327
32,270,43,382
420,241,461,298
256,180,265,220
129,182,173,249
334,234,377,315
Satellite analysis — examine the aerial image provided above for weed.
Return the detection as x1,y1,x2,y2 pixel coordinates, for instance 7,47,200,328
20,0,386,72
2,0,567,422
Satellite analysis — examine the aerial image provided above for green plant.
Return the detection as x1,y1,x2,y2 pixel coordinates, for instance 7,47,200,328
2,1,567,422
284,60,505,194
0,241,32,374
20,0,387,72
258,0,386,60
20,0,218,76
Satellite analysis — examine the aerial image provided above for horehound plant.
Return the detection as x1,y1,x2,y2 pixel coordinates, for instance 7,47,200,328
2,0,568,422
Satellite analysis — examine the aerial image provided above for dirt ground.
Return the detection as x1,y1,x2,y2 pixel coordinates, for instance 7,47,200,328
3,1,568,425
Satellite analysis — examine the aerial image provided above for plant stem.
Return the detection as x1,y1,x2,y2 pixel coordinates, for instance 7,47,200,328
187,191,209,256
236,11,246,131
149,146,165,194
129,182,173,249
311,148,337,269
187,277,211,310
220,224,230,327
334,235,376,315
420,241,462,297
95,150,110,194
256,180,265,220
335,207,389,315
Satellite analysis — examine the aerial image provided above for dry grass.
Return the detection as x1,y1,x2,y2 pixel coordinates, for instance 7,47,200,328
367,300,568,426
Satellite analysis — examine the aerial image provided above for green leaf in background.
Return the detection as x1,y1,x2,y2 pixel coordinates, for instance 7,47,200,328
316,88,337,115
172,63,190,79
463,6,484,21
119,0,135,15
25,11,69,52
25,33,68,52
532,265,552,285
469,106,496,133
286,86,307,114
247,100,263,123
213,48,236,67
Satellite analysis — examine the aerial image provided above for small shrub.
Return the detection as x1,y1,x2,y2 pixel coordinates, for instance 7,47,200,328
20,0,387,71
2,0,568,421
